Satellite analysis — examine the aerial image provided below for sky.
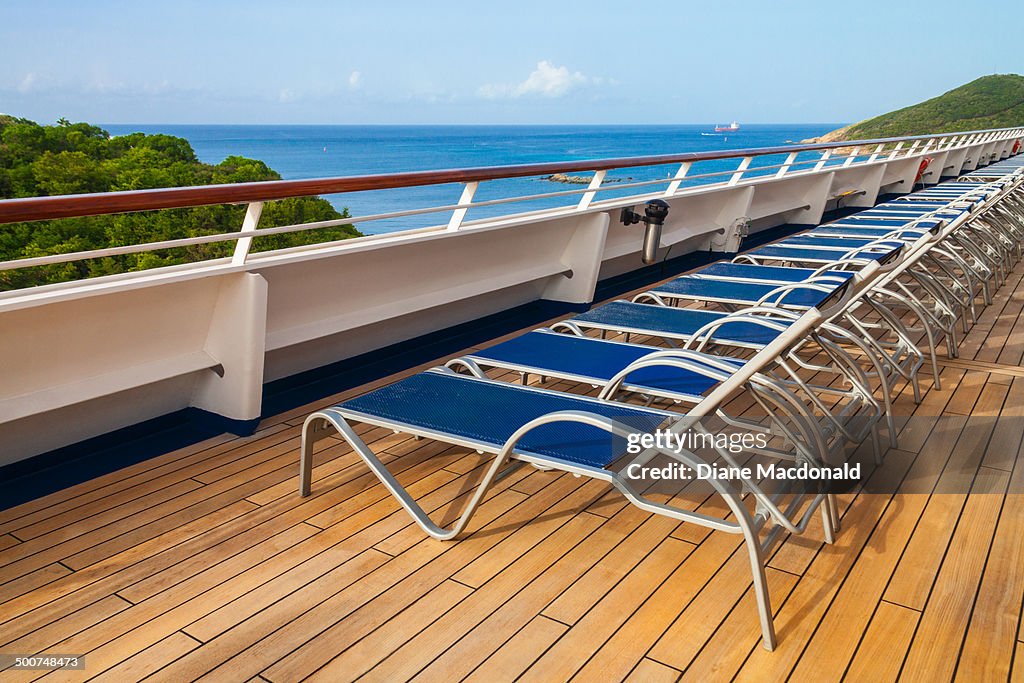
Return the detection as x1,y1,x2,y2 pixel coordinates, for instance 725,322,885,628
2,0,1022,126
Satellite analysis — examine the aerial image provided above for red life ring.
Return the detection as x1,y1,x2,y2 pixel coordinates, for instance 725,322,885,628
914,157,933,185
1013,140,1021,155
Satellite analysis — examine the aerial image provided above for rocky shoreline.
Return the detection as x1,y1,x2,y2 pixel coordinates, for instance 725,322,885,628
543,173,632,184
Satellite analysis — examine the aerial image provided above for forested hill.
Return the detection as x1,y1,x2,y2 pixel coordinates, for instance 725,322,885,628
0,116,360,289
806,74,1024,143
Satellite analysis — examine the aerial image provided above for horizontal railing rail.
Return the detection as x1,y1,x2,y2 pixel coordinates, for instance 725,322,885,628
1,127,1020,224
0,126,1021,282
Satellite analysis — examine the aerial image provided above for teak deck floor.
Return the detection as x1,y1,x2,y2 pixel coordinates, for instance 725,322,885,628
3,259,1024,682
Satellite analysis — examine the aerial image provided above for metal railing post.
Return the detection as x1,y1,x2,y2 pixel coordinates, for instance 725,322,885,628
577,170,606,209
664,162,691,196
842,146,861,167
232,201,264,266
447,182,478,231
729,156,753,185
776,151,798,178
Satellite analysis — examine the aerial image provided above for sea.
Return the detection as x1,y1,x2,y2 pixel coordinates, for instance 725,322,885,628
103,124,841,234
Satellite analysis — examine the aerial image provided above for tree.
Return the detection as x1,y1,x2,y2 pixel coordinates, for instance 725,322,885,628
0,116,361,290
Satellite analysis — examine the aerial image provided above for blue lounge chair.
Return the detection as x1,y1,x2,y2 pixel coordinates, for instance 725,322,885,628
447,326,876,466
300,306,833,651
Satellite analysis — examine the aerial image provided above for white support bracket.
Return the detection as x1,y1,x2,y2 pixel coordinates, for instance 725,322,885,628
775,152,798,178
232,202,264,266
842,146,861,167
814,150,832,171
447,182,478,231
728,156,753,185
577,170,606,210
664,162,691,196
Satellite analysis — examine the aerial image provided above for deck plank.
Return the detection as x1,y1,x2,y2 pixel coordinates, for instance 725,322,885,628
1013,643,1024,683
469,616,570,682
883,396,1002,610
899,466,1010,681
704,449,916,683
675,568,799,682
514,538,693,683
624,658,683,683
843,600,920,683
288,507,607,682
955,461,1024,683
154,477,587,681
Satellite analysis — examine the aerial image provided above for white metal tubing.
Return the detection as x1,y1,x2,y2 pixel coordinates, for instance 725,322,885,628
231,202,264,266
447,181,478,231
842,146,861,167
577,170,606,210
729,156,753,185
776,152,798,178
664,162,691,196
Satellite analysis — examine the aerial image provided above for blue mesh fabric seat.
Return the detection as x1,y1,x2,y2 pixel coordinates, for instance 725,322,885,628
779,235,902,250
812,226,924,239
825,217,943,230
746,245,892,264
465,330,740,399
879,200,966,210
573,301,784,347
813,224,936,240
694,262,854,284
339,370,669,469
648,275,845,308
826,217,923,227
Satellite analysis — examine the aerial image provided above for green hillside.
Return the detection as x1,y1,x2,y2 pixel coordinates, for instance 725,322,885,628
817,74,1024,142
0,116,361,289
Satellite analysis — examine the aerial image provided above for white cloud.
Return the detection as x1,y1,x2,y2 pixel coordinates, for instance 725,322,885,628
17,73,37,93
348,70,362,89
478,61,591,99
278,88,297,103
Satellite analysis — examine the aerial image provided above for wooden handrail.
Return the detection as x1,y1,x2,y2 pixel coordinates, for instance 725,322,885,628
0,127,1019,225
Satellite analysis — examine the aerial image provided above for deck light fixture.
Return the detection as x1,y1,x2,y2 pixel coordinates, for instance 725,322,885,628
621,199,671,264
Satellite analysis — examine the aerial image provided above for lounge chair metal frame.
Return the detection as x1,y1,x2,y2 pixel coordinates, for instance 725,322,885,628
300,308,831,651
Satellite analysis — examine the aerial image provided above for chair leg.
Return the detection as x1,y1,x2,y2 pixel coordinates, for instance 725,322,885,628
743,525,777,651
820,498,836,545
300,410,505,541
871,426,883,466
299,415,335,497
830,492,841,533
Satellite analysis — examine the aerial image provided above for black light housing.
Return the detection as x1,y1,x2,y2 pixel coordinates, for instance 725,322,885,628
621,199,671,264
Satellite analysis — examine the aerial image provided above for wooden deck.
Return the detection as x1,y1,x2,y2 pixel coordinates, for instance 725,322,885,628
3,260,1024,682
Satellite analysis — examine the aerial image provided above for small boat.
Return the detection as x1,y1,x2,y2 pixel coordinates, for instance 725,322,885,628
715,121,740,132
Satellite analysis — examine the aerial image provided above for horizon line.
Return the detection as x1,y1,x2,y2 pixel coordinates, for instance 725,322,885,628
93,121,848,128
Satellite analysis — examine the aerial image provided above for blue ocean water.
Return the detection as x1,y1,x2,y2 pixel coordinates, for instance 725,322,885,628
103,124,841,233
